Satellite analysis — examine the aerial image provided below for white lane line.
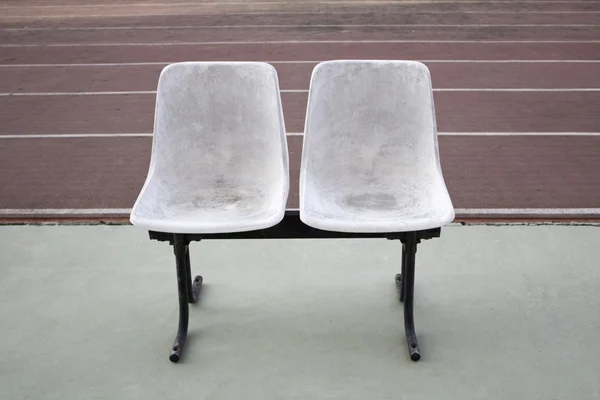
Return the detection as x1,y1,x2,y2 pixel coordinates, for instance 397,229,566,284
0,1,595,6
0,89,307,96
2,88,599,96
437,132,600,136
3,24,600,31
434,88,600,91
2,208,599,217
419,60,600,63
455,208,600,216
1,60,599,68
0,208,132,215
2,132,600,139
4,13,600,20
1,0,597,7
1,12,599,22
3,38,600,47
2,10,599,23
1,12,598,24
0,133,154,138
0,91,156,96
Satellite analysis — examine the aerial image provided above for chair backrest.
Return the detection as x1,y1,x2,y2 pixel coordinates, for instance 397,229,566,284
148,61,289,196
301,60,442,191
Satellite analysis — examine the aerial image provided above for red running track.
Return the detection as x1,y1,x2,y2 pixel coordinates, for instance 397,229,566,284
1,0,599,223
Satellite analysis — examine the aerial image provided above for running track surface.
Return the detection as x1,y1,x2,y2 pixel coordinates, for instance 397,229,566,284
1,0,600,223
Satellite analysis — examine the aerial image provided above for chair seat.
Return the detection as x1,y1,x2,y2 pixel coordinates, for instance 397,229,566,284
131,185,286,234
300,182,454,233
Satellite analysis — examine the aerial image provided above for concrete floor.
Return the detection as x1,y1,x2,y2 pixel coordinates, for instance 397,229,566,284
1,225,599,400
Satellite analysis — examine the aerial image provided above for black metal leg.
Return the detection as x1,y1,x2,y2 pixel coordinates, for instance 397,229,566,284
184,245,202,304
396,232,421,362
169,234,203,363
394,243,407,302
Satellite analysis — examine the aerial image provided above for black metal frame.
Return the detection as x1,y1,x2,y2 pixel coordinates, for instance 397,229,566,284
149,210,440,363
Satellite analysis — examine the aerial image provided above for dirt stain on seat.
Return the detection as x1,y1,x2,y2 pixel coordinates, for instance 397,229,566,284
164,186,260,213
190,189,254,209
344,192,398,211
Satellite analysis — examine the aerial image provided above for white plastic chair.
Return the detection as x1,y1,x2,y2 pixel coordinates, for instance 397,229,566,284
130,61,289,234
299,60,455,361
130,61,289,363
299,60,455,233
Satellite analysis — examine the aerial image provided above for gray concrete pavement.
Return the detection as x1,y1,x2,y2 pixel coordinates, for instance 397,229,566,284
1,225,599,400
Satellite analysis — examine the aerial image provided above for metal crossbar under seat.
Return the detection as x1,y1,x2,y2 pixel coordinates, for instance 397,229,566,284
148,210,441,363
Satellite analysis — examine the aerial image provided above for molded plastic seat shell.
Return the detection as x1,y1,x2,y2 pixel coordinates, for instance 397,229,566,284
299,60,454,233
131,62,289,233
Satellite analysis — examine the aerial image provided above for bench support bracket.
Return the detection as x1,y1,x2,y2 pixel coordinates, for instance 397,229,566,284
151,211,440,363
169,234,202,363
394,232,421,361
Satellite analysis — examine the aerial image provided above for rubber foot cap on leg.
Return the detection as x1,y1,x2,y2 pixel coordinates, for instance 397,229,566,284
410,351,421,362
170,351,180,363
